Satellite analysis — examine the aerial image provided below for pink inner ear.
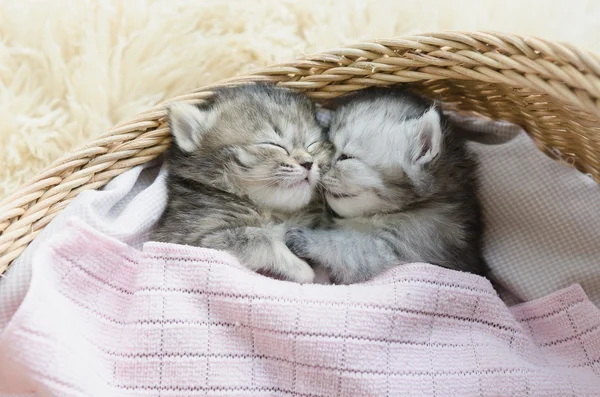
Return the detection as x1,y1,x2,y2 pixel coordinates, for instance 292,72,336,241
418,132,432,160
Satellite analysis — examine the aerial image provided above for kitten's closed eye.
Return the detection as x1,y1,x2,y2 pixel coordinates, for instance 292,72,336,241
306,141,322,153
259,142,290,155
338,153,354,161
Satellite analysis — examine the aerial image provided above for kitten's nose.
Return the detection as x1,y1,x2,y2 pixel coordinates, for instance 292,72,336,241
300,161,313,170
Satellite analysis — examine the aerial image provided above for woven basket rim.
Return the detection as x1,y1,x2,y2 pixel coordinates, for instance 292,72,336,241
1,30,599,275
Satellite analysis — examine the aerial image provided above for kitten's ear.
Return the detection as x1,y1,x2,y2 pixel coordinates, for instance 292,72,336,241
167,102,217,152
315,104,333,128
409,107,443,166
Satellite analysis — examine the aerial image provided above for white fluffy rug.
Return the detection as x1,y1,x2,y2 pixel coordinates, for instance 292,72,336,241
1,0,599,199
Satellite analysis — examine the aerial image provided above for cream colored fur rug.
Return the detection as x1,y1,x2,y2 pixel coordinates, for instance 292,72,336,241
1,0,599,199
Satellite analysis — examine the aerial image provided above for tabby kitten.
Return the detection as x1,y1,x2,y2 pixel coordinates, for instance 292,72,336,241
285,88,488,284
152,84,331,283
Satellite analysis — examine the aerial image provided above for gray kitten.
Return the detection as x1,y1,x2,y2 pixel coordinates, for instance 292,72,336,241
152,84,332,283
285,88,488,284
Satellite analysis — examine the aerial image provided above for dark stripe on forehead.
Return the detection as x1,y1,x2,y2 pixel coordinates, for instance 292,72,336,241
270,120,284,137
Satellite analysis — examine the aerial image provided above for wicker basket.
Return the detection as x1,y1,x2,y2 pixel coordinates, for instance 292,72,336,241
1,31,599,276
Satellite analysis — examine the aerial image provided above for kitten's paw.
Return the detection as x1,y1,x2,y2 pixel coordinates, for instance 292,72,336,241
283,258,316,284
284,227,311,259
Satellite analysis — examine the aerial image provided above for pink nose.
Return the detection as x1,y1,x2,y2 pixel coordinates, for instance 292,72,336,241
300,161,313,170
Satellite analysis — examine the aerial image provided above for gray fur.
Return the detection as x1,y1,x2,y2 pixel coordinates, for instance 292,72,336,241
152,83,332,283
285,88,488,284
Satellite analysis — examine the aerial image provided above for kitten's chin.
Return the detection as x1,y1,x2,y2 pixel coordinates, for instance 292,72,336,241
326,191,385,218
249,183,313,212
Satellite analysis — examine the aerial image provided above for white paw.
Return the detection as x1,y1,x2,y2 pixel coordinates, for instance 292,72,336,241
282,256,315,284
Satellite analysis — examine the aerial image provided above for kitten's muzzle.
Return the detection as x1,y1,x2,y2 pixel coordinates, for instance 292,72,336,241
300,161,313,170
293,151,313,171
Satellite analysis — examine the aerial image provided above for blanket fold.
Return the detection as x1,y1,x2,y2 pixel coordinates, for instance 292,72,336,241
1,218,599,397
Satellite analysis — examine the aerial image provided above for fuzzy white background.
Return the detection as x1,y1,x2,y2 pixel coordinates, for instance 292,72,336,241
0,0,598,199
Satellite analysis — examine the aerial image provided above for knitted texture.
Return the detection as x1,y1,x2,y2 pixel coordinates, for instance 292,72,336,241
1,219,599,396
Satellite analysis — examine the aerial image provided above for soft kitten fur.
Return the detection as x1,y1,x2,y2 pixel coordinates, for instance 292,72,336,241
152,84,332,283
285,88,488,284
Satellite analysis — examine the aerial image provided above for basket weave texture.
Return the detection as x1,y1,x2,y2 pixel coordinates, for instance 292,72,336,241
1,31,599,275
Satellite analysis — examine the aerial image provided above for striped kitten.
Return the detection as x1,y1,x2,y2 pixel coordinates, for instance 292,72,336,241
152,84,332,283
285,88,488,284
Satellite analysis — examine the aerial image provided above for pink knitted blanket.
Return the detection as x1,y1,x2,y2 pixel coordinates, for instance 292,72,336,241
1,219,599,397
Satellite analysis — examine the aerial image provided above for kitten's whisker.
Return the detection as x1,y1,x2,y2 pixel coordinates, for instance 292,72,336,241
241,177,276,182
245,180,281,193
239,175,278,182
